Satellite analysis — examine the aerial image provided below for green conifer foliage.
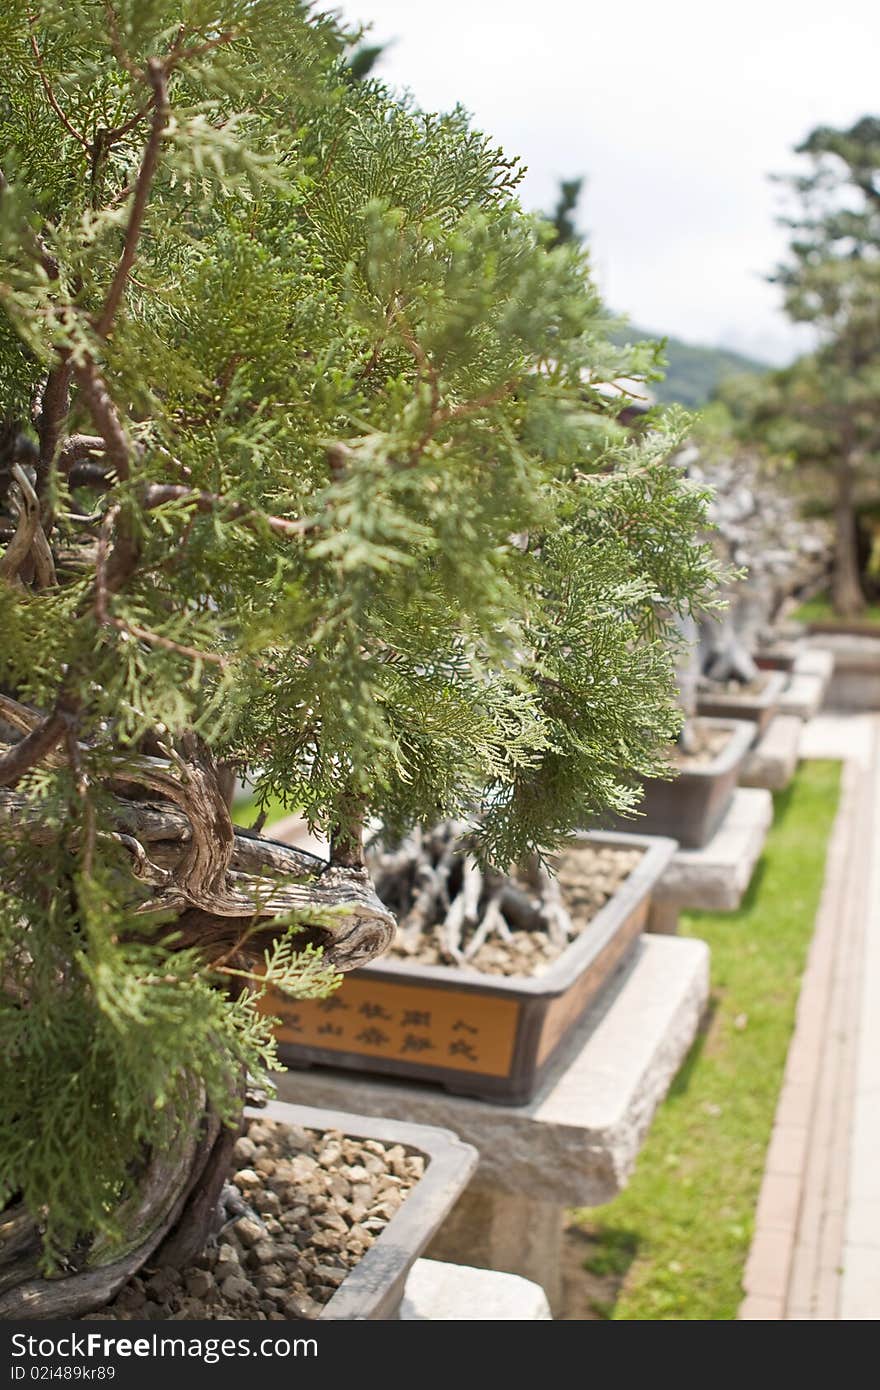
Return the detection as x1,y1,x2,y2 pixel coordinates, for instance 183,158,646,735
0,1,720,1275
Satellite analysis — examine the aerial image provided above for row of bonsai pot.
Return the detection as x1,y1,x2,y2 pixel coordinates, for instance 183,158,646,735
101,652,799,1323
213,657,798,1320
268,675,785,1108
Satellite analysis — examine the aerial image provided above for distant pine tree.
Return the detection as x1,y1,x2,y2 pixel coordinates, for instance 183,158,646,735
548,176,585,246
345,41,386,80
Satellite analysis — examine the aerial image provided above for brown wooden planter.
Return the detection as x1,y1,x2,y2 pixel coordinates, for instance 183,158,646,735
696,669,787,737
266,830,676,1105
248,1099,477,1319
612,716,754,850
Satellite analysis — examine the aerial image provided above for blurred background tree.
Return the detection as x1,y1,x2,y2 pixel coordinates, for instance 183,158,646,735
724,118,880,618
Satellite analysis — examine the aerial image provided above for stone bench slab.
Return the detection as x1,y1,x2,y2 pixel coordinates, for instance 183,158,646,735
650,786,772,918
810,634,880,711
779,673,827,721
399,1259,552,1320
272,933,709,1208
794,648,833,681
741,713,803,792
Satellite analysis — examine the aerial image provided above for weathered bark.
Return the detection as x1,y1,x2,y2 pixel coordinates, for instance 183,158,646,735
700,608,760,685
672,612,701,754
0,695,395,972
0,1087,236,1320
150,1100,242,1270
369,821,571,963
832,455,866,619
0,704,396,1317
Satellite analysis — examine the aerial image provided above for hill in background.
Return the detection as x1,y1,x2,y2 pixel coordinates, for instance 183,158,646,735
612,325,769,408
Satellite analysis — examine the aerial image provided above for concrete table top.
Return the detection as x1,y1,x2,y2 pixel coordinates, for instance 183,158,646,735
741,713,804,792
399,1259,552,1320
272,933,709,1208
650,786,772,916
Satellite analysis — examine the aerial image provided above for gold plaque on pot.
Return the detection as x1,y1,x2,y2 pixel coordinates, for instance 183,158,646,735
264,976,520,1078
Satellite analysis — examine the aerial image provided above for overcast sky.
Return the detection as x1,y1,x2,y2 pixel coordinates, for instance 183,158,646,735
343,0,879,365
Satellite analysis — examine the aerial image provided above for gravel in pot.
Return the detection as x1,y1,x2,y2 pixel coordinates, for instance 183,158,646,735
82,1118,423,1321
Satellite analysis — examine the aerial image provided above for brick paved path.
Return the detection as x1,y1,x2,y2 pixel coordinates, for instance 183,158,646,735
740,714,880,1319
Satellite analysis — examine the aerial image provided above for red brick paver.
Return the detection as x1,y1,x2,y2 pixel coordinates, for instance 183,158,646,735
739,723,877,1319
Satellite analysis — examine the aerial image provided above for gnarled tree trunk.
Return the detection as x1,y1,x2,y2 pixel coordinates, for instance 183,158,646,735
0,1087,234,1319
832,454,866,619
672,612,701,755
0,697,396,1320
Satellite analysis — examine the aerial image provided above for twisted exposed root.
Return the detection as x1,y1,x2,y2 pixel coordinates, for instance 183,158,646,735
369,821,572,964
0,694,395,972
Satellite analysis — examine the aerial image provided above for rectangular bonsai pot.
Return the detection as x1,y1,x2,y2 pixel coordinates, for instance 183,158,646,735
611,716,754,851
266,830,676,1105
246,1099,477,1320
696,669,788,737
755,647,799,673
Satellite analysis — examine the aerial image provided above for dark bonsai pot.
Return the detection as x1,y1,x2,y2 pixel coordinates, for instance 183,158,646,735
246,1100,477,1320
265,830,675,1105
611,717,754,851
755,648,799,673
696,670,787,737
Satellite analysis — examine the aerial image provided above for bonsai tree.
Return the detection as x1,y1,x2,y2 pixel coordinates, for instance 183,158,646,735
0,0,720,1316
674,428,832,686
725,118,880,618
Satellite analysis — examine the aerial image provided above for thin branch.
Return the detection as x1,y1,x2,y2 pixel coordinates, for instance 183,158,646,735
104,616,228,668
28,25,89,151
94,503,226,667
399,322,441,457
173,32,241,66
93,503,120,624
102,3,140,78
356,301,397,383
102,94,156,148
396,320,515,462
139,482,314,539
433,381,515,428
34,361,73,500
104,179,135,210
95,59,170,339
0,697,77,789
66,720,96,874
58,435,106,473
72,360,132,480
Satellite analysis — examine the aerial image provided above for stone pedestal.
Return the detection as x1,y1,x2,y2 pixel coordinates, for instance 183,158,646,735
741,713,803,791
812,634,880,712
777,647,833,720
648,786,773,933
272,935,709,1309
794,647,835,681
426,1191,564,1312
399,1258,553,1320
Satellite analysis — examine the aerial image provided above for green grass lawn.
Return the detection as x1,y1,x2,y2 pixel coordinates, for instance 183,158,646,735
793,592,880,626
568,759,841,1320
